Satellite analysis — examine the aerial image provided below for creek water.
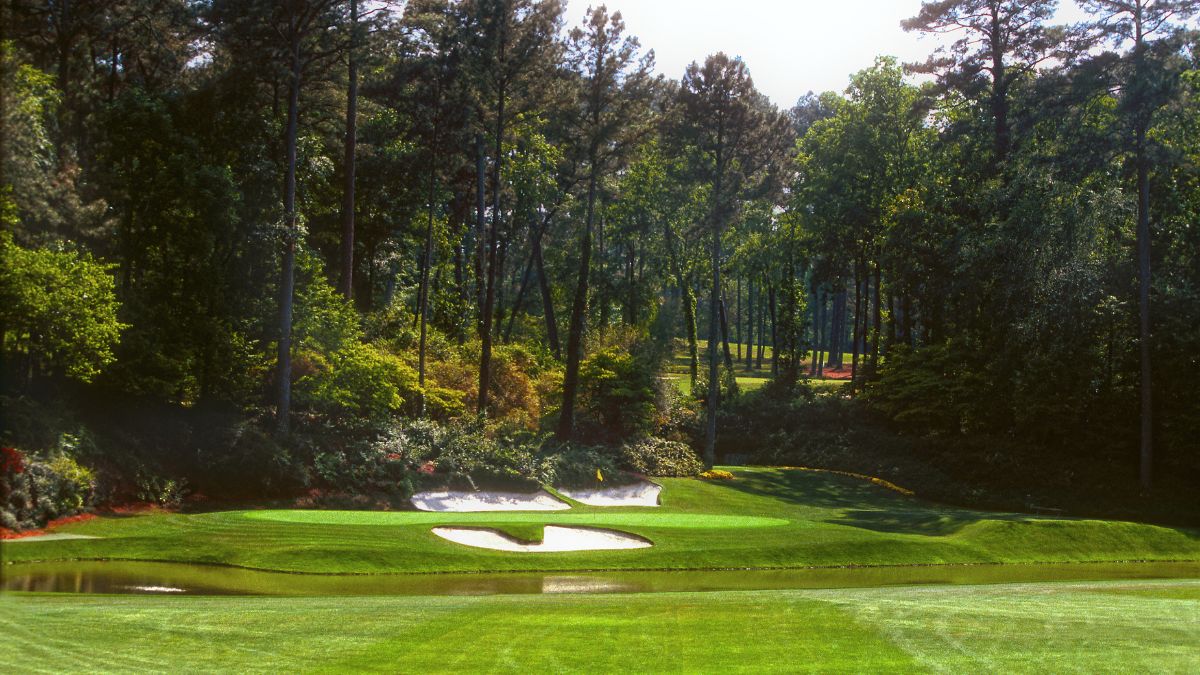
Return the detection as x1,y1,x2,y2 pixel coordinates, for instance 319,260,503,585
3,560,1197,597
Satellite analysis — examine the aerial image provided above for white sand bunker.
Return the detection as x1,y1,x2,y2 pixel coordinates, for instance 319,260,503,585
411,489,569,512
432,526,652,552
557,481,662,507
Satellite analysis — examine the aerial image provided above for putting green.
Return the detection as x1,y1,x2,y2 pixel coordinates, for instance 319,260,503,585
242,509,789,529
8,468,1198,574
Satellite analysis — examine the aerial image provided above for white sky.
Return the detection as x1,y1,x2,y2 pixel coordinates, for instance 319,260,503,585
563,0,1092,108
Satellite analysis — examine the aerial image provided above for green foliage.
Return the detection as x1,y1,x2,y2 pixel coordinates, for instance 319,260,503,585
0,233,125,382
539,443,625,488
371,419,541,491
133,471,189,509
577,332,663,441
864,342,993,436
619,437,703,477
0,449,95,531
295,343,419,420
293,251,360,355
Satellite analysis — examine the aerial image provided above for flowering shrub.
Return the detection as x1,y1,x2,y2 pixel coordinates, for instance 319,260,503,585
700,469,735,480
1,451,95,531
620,437,703,477
1,447,25,475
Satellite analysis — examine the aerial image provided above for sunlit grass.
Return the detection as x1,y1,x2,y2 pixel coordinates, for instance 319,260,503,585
4,580,1197,673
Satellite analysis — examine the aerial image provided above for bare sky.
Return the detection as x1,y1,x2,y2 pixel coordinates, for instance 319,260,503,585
563,0,1091,108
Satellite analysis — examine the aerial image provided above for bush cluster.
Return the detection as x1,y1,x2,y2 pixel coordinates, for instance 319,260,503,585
1,447,95,531
619,437,703,477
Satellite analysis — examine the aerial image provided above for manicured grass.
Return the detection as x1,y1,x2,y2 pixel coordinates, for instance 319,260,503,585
6,468,1198,574
669,341,851,396
3,580,1197,672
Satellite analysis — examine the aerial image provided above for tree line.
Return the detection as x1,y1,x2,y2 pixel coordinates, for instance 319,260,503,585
2,0,1197,488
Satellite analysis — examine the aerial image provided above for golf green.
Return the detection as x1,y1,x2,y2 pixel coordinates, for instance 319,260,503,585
243,509,788,528
4,468,1198,574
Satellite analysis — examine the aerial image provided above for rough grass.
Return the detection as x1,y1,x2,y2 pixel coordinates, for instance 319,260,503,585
6,468,1198,574
3,580,1197,673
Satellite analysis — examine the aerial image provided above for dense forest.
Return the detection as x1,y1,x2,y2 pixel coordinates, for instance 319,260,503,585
2,0,1198,530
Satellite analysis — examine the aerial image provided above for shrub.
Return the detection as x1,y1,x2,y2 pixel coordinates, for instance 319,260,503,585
426,343,549,427
133,470,188,508
700,469,734,480
655,385,702,444
578,342,659,441
1,449,96,531
371,419,541,491
294,342,420,420
620,437,703,477
539,443,626,488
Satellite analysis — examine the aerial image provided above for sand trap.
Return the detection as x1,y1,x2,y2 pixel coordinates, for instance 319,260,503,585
411,489,569,512
4,533,100,543
557,481,662,507
432,525,652,552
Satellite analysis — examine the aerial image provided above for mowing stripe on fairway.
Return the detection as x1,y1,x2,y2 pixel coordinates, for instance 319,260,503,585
241,510,789,529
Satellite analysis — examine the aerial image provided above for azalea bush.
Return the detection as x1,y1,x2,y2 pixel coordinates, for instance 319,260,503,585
619,437,703,477
376,419,542,490
1,447,96,531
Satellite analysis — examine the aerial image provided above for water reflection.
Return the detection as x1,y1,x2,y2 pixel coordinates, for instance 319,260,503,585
3,560,1197,597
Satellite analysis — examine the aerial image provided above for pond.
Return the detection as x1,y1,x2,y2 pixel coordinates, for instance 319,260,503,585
4,560,1197,597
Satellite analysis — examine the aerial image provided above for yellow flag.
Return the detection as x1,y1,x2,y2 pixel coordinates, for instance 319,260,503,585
596,468,604,482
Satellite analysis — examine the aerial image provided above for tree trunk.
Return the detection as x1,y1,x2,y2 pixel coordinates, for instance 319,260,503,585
558,169,597,440
768,284,779,377
735,276,742,361
626,242,637,325
474,135,487,339
745,277,754,370
870,260,882,377
719,296,734,371
417,162,436,417
809,281,819,377
816,287,826,378
274,29,302,436
478,97,504,415
851,266,863,387
887,291,897,350
504,238,536,342
1136,124,1153,491
664,220,698,386
596,214,609,332
756,280,766,369
534,238,561,358
704,216,721,468
989,9,1009,167
337,0,358,300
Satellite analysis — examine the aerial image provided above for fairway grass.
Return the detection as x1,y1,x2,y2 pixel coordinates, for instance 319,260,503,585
3,580,1197,673
5,468,1198,574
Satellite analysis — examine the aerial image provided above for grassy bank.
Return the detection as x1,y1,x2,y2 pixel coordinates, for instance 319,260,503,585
5,468,1198,574
4,580,1197,672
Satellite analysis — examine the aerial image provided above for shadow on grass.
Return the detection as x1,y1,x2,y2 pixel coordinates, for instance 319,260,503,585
723,468,1030,536
830,509,1030,536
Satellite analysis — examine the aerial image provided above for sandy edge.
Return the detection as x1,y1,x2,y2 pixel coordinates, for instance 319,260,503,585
432,525,653,552
557,482,662,507
411,490,570,512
